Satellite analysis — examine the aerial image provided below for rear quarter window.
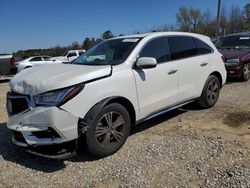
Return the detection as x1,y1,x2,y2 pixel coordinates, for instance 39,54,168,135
194,38,213,55
168,36,199,60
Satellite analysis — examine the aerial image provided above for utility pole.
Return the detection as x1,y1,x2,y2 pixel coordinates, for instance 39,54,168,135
216,0,221,37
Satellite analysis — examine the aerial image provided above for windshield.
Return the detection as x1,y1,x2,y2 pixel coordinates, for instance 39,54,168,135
63,51,69,56
73,38,141,65
215,36,250,49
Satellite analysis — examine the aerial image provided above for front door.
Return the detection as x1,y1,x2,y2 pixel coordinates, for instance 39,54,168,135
133,37,179,119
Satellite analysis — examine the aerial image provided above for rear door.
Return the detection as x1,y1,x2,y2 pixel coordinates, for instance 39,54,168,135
133,37,179,119
168,36,212,102
42,56,52,63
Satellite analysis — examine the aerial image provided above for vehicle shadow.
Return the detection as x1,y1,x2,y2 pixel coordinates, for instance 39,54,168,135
0,122,67,172
130,108,186,135
0,105,192,172
225,77,243,84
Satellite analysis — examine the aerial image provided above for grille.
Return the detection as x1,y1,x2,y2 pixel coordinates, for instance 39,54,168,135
7,91,30,116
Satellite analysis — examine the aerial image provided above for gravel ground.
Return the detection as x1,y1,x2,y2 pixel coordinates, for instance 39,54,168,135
0,79,249,187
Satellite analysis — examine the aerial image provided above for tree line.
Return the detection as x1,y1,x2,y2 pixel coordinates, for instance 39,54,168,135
14,30,114,58
14,3,250,58
175,3,250,36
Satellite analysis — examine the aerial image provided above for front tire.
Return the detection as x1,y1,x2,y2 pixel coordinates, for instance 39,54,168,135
85,103,131,157
241,63,250,81
198,75,220,108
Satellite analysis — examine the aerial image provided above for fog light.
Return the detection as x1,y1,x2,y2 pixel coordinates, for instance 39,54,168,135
32,128,61,139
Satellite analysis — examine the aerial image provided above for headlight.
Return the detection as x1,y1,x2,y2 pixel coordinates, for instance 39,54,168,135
225,59,240,66
35,84,84,106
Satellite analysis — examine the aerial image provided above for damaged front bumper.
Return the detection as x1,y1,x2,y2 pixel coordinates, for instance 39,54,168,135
7,104,81,159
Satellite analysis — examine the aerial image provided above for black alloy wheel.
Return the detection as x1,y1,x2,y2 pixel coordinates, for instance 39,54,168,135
85,103,131,157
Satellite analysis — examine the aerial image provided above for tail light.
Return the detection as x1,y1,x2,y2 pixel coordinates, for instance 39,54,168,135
221,56,226,63
10,57,16,65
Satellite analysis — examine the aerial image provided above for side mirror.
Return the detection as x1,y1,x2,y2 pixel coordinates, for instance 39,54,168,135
136,57,157,69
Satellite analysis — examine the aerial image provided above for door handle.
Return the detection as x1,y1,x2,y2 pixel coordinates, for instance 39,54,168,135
200,62,208,67
168,69,178,75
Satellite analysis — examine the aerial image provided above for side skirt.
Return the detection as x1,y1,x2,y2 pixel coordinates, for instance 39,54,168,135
136,99,197,125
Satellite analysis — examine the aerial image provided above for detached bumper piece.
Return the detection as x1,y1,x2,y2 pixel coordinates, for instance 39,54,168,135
26,140,77,160
11,130,77,160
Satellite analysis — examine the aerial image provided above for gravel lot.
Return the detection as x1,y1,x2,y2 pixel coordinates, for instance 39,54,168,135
0,79,250,187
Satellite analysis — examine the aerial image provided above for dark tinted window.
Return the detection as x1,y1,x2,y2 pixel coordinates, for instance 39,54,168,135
67,53,77,57
168,36,198,60
79,51,84,56
43,56,52,61
30,57,42,62
194,38,213,54
139,37,170,63
215,36,250,49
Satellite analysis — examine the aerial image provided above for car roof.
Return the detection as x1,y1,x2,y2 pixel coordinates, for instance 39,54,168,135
113,32,209,40
221,31,250,37
24,56,50,60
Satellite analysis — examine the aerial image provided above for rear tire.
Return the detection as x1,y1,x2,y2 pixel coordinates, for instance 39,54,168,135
85,103,131,157
198,75,220,109
241,63,250,81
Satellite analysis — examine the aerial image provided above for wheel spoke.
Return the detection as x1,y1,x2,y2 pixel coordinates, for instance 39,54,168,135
212,83,219,92
104,112,113,128
112,116,125,129
112,130,123,142
207,90,212,97
95,127,108,138
101,132,111,148
212,92,218,99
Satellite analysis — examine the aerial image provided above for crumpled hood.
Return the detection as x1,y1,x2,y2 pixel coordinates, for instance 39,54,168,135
9,64,112,96
219,49,250,60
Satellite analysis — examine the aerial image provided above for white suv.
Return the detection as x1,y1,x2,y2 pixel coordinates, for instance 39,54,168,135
54,50,85,63
7,32,227,158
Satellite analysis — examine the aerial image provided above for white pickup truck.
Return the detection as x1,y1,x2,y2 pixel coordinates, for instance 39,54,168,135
54,50,85,63
0,54,15,76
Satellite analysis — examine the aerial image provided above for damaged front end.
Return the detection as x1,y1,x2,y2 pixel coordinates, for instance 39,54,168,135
6,90,84,159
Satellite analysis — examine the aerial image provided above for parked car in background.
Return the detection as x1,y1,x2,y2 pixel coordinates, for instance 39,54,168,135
0,54,14,75
215,32,250,81
7,32,226,158
54,50,85,63
16,56,63,72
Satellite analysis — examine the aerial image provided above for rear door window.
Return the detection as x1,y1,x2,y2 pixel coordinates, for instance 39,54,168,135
67,53,77,57
29,57,42,62
43,57,52,61
139,37,170,63
168,36,199,60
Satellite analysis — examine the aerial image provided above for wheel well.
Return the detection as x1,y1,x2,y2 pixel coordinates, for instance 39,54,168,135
106,97,136,126
210,71,222,87
25,66,32,69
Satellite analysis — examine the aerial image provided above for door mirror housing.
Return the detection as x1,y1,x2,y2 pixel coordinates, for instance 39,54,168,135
136,57,157,69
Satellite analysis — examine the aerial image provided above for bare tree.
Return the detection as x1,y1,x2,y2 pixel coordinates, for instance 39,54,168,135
228,5,244,33
176,7,206,32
